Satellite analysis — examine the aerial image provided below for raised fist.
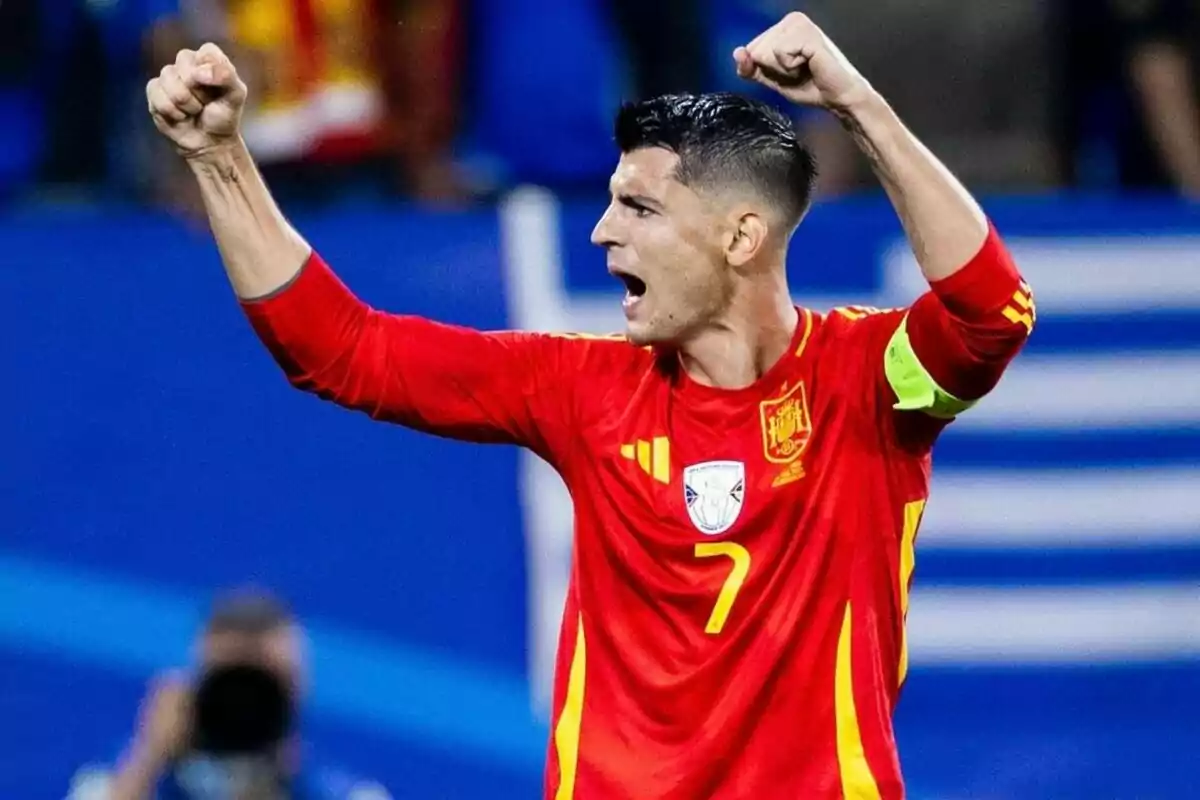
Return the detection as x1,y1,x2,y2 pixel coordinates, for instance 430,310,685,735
734,13,873,112
147,43,248,158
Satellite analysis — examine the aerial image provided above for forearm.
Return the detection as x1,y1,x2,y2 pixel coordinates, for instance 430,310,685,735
835,92,987,282
241,251,381,409
187,138,311,299
1130,44,1200,193
837,96,1033,398
107,747,164,800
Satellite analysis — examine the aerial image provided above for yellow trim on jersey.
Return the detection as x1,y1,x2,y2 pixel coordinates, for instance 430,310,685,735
884,315,976,419
547,331,628,341
835,603,883,800
897,500,926,687
554,616,587,800
794,307,815,358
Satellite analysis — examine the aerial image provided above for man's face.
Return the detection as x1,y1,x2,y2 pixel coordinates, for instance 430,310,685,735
199,626,304,696
591,148,734,346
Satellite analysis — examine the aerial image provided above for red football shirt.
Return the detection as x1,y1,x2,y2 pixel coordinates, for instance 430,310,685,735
242,226,1032,799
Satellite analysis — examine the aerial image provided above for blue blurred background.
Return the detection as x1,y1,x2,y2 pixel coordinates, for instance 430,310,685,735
3,0,1199,798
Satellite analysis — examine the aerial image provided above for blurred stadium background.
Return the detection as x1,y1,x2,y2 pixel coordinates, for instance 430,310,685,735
3,0,1198,797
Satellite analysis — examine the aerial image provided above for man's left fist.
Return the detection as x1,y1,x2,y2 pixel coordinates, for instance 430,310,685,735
734,13,873,112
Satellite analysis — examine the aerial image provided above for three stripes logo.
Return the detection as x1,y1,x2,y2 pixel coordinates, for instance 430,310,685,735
620,437,670,484
1002,282,1036,334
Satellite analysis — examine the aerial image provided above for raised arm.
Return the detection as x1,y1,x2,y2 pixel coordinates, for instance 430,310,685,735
146,43,308,299
107,678,190,800
145,44,582,463
736,13,1032,417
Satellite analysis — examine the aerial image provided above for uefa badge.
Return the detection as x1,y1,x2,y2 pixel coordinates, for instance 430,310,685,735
683,461,746,535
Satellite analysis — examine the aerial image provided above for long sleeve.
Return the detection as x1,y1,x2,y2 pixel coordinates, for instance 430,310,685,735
239,250,581,467
893,222,1034,409
824,223,1033,453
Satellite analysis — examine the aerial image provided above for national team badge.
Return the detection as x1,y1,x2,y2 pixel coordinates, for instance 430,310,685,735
683,461,746,535
760,382,812,465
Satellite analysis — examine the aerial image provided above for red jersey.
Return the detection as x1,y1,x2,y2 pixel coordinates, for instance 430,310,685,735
242,226,1033,799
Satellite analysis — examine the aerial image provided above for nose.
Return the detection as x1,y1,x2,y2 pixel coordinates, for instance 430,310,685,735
591,204,620,248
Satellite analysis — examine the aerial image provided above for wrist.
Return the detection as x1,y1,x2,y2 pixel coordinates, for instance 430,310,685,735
829,88,891,130
183,137,249,172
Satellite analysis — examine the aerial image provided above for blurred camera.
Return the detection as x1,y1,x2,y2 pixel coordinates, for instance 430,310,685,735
191,662,294,755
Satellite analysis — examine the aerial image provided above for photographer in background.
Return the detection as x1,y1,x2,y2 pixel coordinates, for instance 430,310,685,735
93,590,389,800
1060,0,1200,198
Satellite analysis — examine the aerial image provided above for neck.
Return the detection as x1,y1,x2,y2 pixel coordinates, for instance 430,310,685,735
679,278,799,390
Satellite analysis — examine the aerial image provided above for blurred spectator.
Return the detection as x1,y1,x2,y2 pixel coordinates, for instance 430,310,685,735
30,0,179,203
68,589,390,800
463,0,768,190
147,0,470,210
1059,0,1200,198
0,0,43,202
379,0,469,204
37,0,111,194
607,0,711,98
798,0,1058,197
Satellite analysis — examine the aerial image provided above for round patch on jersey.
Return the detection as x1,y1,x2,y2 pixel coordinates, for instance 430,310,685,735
683,461,746,535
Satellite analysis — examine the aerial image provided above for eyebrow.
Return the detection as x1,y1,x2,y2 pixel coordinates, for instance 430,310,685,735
616,192,663,210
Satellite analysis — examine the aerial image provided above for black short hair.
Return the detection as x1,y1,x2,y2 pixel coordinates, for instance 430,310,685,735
614,92,818,230
205,588,293,636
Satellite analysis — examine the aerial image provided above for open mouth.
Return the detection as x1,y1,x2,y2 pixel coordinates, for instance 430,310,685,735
612,270,647,298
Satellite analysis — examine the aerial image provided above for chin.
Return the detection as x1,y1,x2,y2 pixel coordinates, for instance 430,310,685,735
624,317,656,346
625,321,678,349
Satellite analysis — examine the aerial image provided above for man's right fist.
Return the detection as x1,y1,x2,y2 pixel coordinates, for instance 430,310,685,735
146,43,247,158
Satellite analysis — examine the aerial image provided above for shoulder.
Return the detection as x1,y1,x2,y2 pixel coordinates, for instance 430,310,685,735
536,330,658,377
806,304,911,419
810,305,908,359
537,331,651,354
819,304,908,332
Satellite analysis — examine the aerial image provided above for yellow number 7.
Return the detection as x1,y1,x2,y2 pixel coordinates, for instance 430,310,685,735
694,542,751,635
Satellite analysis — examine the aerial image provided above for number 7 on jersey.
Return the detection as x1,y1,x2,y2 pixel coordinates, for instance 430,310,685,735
694,542,751,634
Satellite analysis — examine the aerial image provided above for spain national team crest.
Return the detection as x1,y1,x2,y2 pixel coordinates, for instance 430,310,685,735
683,461,746,535
760,382,812,465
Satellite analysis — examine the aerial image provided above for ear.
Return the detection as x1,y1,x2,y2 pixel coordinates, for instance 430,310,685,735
725,210,769,268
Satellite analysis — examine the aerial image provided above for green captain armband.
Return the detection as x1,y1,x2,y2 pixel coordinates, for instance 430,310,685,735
883,315,976,419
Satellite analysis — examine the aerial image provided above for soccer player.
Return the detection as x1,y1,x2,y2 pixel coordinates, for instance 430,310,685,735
146,13,1034,799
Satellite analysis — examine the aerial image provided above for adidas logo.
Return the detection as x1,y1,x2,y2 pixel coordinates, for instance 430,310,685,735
620,437,670,484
